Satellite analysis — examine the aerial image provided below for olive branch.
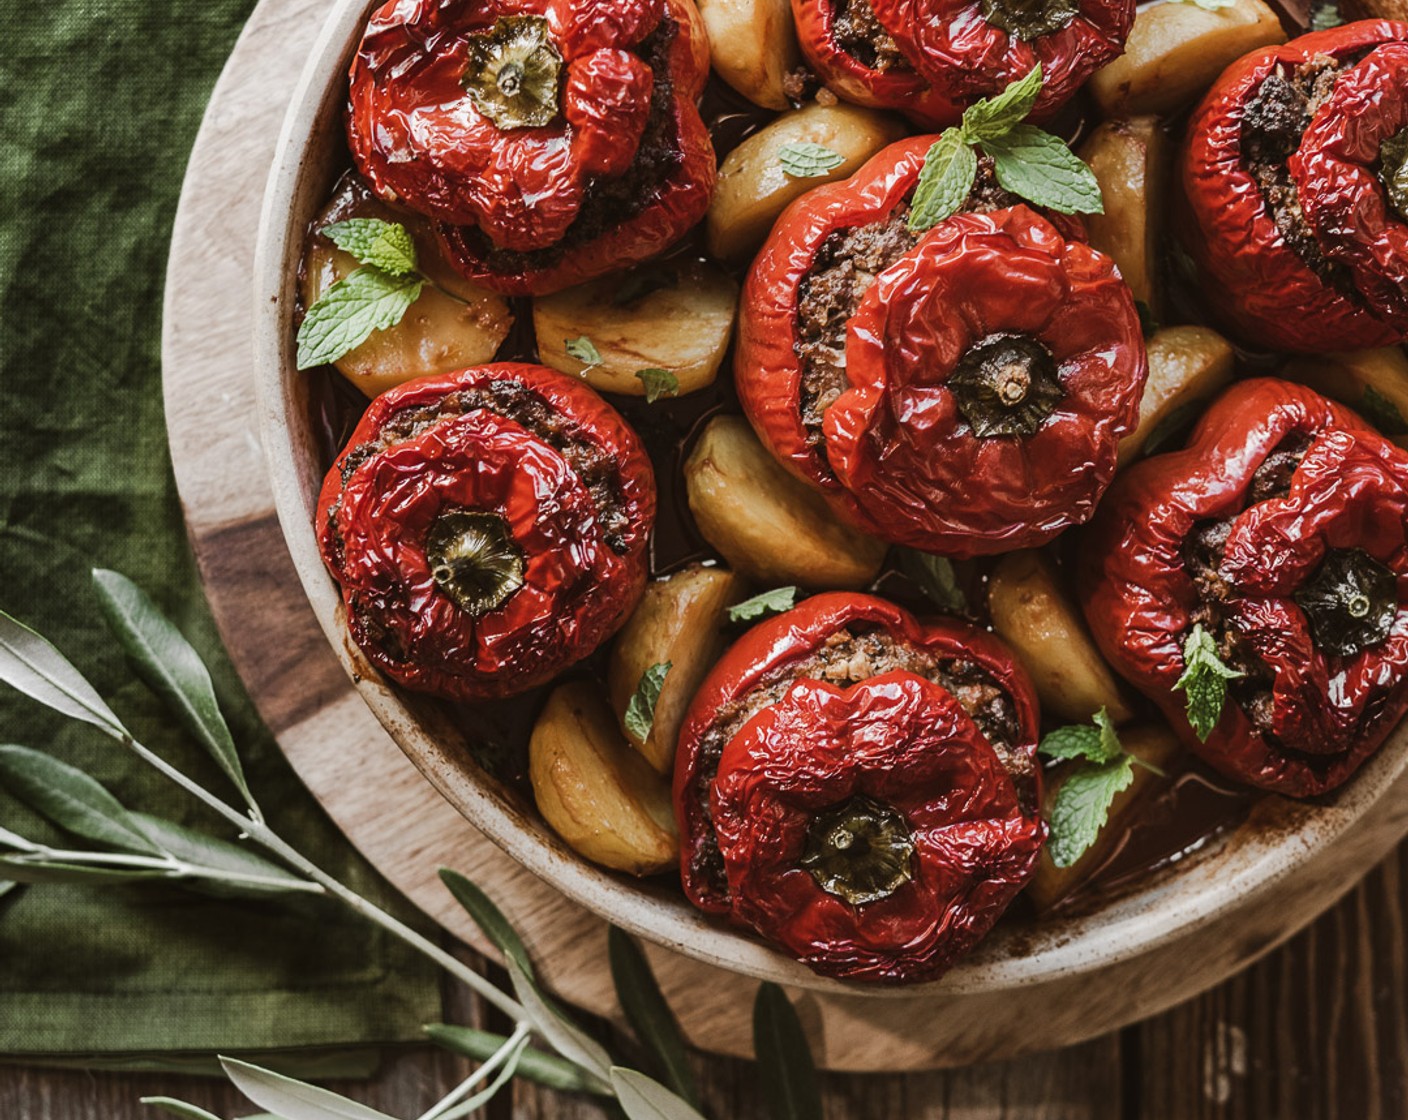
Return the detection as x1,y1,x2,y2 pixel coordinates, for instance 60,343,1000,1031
0,570,821,1120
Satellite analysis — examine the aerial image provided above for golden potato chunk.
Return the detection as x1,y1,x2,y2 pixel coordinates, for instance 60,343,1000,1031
706,103,907,262
1078,117,1170,315
988,550,1136,725
696,0,801,109
1026,725,1183,914
302,182,512,398
1089,0,1285,117
1281,347,1408,447
533,260,738,397
684,416,887,589
529,681,679,877
1119,325,1236,465
609,565,751,774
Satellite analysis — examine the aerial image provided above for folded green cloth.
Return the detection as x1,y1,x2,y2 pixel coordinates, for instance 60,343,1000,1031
0,0,441,1060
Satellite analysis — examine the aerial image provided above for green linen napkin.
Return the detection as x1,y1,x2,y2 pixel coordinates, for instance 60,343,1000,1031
0,0,441,1061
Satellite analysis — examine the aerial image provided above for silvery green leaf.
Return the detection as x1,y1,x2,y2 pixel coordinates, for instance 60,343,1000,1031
984,125,1104,215
296,267,422,370
609,927,699,1106
321,218,418,276
140,1098,226,1120
0,744,162,854
0,611,127,738
753,982,822,1120
624,662,671,743
0,856,171,885
438,1033,529,1119
611,1068,709,1120
0,881,19,900
425,1024,610,1095
129,813,314,895
564,336,602,366
960,63,1043,143
439,868,535,978
0,825,39,852
92,570,255,813
220,1057,398,1120
777,142,846,178
908,129,978,232
508,959,615,1082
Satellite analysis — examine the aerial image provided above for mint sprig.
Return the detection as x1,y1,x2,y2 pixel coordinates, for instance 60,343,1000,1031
908,63,1103,232
727,586,801,623
565,336,603,367
322,218,418,276
635,368,679,403
1173,623,1244,741
624,661,671,742
778,142,846,178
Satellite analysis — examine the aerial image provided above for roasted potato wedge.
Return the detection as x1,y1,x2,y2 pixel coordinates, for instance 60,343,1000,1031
534,260,738,397
696,0,801,109
685,416,887,589
1089,0,1285,117
609,564,750,774
1281,347,1408,446
707,103,907,262
1026,725,1183,914
529,681,678,876
989,550,1136,725
1119,325,1237,464
1078,117,1170,315
302,186,513,398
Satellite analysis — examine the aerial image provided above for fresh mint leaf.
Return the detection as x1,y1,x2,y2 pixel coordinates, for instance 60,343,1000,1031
727,586,800,623
296,266,422,369
1038,707,1122,765
321,218,418,276
897,548,968,614
565,336,603,366
1173,623,1244,741
1310,0,1343,28
1360,384,1408,435
778,142,846,178
984,124,1104,215
1178,0,1235,9
636,368,679,403
908,128,978,232
1047,755,1134,868
624,662,671,742
960,63,1043,144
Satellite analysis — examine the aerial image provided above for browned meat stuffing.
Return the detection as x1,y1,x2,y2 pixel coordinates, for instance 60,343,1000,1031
832,0,910,70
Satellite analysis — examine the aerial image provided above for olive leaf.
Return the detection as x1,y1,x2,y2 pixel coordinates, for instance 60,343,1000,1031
439,867,536,979
624,662,671,742
609,926,700,1107
127,813,314,896
611,1068,710,1120
0,744,163,855
897,549,968,614
1173,623,1243,741
445,1032,532,1117
778,142,846,178
426,1024,610,1095
0,857,172,885
507,958,616,1085
908,129,977,232
92,569,256,814
727,586,801,624
220,1058,397,1120
1046,755,1135,868
0,610,127,739
984,125,1104,215
565,336,603,366
753,982,822,1120
140,1100,226,1120
636,368,680,403
321,218,418,277
0,880,18,901
959,63,1043,144
296,267,422,370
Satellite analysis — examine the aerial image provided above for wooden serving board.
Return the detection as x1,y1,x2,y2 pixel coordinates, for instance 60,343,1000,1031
163,0,1408,1071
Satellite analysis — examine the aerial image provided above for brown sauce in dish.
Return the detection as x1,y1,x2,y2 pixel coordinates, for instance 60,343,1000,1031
301,0,1316,910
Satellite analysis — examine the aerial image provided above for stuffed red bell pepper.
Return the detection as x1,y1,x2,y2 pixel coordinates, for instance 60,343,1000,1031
673,592,1044,983
1181,21,1408,352
317,363,655,701
346,0,714,295
792,0,1132,125
1081,378,1408,798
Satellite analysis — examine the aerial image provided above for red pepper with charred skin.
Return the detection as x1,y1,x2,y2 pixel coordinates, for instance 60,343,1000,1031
1081,378,1408,798
1180,21,1408,353
347,0,715,295
673,592,1044,983
316,363,655,701
792,0,1131,125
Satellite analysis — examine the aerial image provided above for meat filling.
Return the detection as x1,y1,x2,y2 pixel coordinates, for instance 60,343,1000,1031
832,0,910,71
1182,433,1312,737
688,624,1028,897
448,20,683,275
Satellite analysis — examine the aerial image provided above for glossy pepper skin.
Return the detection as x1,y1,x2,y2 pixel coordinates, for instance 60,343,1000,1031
1081,379,1408,798
673,592,1044,983
347,0,714,295
316,363,655,701
1180,21,1408,352
792,0,1131,126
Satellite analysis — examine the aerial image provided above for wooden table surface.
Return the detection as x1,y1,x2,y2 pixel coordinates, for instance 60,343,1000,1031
4,837,1406,1118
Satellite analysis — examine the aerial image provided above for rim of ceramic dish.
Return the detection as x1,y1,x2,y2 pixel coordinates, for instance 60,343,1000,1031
250,0,1408,997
